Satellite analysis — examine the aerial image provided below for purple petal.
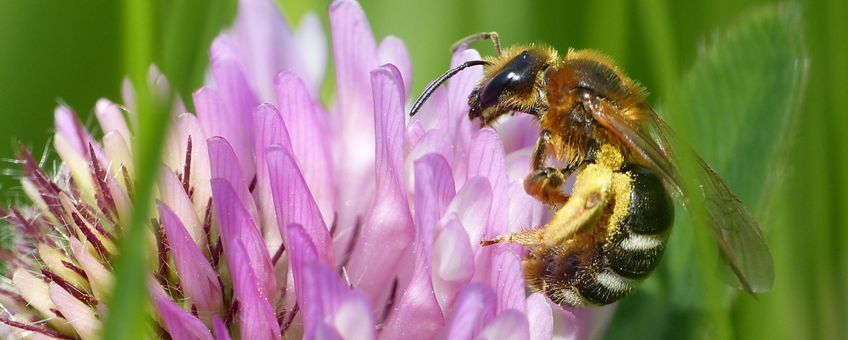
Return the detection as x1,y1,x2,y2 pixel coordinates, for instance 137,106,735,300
158,203,223,317
412,154,456,241
69,237,112,301
489,244,526,313
465,128,509,237
477,309,530,340
153,293,214,340
210,38,260,131
563,304,617,340
303,262,375,340
552,306,579,340
444,284,496,340
228,0,295,101
54,105,94,156
408,80,448,133
294,12,328,95
210,178,276,303
213,316,232,340
378,36,412,98
252,103,291,251
380,157,454,338
228,240,282,340
346,65,414,302
506,181,547,233
329,0,380,238
526,293,553,340
49,282,100,339
194,86,255,182
408,129,455,175
266,146,333,264
273,72,336,223
95,98,132,144
444,176,493,247
208,137,260,225
495,114,540,154
431,217,474,311
286,223,319,306
173,113,213,218
447,49,484,148
158,168,205,249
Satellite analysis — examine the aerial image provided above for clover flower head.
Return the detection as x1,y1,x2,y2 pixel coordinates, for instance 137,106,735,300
0,0,610,339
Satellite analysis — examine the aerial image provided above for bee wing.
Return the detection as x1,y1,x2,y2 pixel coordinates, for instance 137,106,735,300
590,102,774,294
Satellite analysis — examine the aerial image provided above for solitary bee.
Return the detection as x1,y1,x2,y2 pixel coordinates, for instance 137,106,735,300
410,32,774,306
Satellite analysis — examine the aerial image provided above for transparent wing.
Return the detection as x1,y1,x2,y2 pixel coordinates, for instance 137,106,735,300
590,101,774,294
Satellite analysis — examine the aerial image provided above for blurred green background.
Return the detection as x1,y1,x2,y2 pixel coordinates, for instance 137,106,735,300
0,0,844,339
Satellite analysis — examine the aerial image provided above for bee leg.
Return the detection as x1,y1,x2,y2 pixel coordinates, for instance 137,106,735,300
481,228,544,247
524,130,573,206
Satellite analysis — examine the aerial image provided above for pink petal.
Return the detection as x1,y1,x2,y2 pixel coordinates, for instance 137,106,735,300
444,176,493,247
506,181,547,233
412,154,456,242
208,136,260,225
447,49,484,148
54,105,94,156
210,38,260,133
294,12,328,95
526,293,554,340
153,293,214,340
332,294,376,340
174,113,213,219
158,203,223,317
489,243,527,313
69,237,112,301
274,72,336,224
444,284,496,340
210,178,276,303
213,316,232,340
95,98,132,145
380,157,454,338
158,167,205,249
229,0,294,101
477,309,530,340
329,0,380,239
303,262,375,340
194,86,255,182
378,36,412,98
408,129,455,177
252,103,292,251
346,65,414,303
266,146,333,264
408,80,448,133
563,304,617,340
49,282,100,340
431,216,474,311
495,114,540,154
286,223,319,310
228,240,282,340
465,128,509,237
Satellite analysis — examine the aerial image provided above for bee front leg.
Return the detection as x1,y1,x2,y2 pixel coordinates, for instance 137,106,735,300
524,130,573,206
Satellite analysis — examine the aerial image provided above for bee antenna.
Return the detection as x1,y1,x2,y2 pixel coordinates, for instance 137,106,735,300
409,60,490,117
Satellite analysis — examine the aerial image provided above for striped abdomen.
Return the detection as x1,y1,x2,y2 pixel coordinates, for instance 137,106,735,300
531,164,674,307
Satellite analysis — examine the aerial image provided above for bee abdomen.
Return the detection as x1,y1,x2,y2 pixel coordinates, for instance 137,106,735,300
546,164,673,306
603,164,674,279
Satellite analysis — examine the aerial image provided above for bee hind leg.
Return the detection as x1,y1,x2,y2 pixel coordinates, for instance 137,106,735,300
481,228,544,247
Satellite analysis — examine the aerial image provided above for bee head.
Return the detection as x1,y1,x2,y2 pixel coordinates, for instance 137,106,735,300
469,47,557,125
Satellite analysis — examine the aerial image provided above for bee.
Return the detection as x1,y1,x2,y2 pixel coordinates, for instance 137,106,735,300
410,32,774,306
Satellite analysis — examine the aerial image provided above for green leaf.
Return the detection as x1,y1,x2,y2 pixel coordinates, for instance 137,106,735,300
607,4,807,339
